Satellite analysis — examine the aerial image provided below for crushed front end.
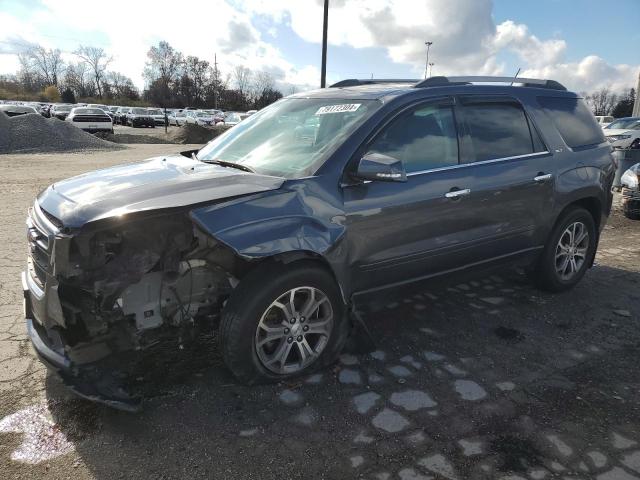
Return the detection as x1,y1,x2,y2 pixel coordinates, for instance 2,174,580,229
23,201,237,411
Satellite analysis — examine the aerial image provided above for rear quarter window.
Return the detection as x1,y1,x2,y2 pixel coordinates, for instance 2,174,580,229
537,97,605,149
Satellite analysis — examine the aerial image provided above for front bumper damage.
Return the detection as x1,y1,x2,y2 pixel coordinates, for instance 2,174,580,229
23,272,142,411
23,201,241,411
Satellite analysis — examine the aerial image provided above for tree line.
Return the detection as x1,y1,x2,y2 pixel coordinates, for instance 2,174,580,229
142,41,283,111
1,40,635,116
0,41,285,111
584,87,636,118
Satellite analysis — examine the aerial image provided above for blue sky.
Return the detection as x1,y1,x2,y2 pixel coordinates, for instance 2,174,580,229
0,0,638,92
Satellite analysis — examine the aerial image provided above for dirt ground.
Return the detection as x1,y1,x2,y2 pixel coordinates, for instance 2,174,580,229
0,146,639,480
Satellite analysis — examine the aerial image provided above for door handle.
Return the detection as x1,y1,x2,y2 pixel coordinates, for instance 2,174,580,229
444,188,471,199
534,173,553,183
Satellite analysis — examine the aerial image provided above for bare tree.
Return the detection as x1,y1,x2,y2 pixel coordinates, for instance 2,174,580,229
26,45,64,86
586,87,618,116
74,45,112,98
64,62,93,98
143,41,184,106
250,71,275,100
233,65,252,99
17,44,65,91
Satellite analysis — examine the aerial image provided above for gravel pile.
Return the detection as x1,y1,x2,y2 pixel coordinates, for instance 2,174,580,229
0,112,123,154
167,124,230,144
96,132,174,144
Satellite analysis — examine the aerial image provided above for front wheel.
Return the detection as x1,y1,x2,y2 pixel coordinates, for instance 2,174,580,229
219,262,348,384
534,207,597,292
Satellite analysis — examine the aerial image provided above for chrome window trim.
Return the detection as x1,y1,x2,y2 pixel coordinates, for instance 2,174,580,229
406,150,551,177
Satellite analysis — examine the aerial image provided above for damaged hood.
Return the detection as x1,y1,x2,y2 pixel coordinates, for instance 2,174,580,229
37,154,285,228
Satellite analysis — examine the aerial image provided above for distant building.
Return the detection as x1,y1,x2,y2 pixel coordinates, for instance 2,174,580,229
634,71,640,116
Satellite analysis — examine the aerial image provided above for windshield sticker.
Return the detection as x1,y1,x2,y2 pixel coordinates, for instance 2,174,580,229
315,103,361,115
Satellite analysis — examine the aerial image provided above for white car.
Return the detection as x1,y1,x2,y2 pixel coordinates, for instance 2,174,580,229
147,108,167,126
222,111,243,126
169,111,186,126
66,107,114,134
603,117,640,149
595,115,614,128
185,111,215,127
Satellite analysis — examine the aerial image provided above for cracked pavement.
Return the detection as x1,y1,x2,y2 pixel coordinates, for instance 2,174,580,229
1,146,639,479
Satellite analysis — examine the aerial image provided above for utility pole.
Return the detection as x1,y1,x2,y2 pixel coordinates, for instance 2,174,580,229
320,0,329,88
424,41,433,79
429,62,434,78
213,53,219,110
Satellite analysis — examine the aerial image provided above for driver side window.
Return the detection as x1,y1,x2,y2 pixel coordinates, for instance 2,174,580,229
368,103,459,174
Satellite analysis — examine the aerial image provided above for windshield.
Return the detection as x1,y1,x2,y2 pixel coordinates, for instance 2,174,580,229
148,109,163,115
225,113,240,122
198,98,380,178
197,112,210,117
607,118,640,129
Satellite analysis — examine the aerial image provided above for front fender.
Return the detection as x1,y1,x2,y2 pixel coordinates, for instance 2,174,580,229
189,185,351,295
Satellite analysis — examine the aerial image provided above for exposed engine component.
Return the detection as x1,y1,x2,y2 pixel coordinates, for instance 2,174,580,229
118,260,225,330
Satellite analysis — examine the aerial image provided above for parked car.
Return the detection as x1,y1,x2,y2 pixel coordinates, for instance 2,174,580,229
147,108,167,126
185,110,216,126
603,118,640,149
595,115,614,128
604,117,640,130
246,109,258,116
222,111,243,126
169,110,186,126
620,162,640,219
115,107,131,125
65,107,114,133
127,108,155,128
49,104,74,120
22,76,614,410
0,104,38,117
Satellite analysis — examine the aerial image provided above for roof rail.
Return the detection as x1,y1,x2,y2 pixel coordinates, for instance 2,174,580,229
330,79,419,88
415,76,567,91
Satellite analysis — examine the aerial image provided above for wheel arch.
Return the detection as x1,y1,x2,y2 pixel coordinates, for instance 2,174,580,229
556,196,602,230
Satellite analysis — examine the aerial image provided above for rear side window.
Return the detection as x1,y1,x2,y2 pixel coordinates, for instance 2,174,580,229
368,103,459,173
459,98,545,163
537,97,605,148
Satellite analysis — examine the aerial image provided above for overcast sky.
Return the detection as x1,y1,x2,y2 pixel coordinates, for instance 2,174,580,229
0,0,638,93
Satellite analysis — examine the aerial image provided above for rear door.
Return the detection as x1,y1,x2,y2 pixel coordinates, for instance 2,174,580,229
453,95,555,258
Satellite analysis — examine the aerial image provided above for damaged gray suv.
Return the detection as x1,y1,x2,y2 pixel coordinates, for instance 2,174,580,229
23,76,614,410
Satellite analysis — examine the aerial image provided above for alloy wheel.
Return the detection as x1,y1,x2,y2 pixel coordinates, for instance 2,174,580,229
255,286,333,375
555,221,589,281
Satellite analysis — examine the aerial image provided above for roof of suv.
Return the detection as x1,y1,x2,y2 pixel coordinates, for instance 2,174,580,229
290,76,572,101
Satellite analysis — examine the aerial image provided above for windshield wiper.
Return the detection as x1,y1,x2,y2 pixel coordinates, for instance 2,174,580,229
199,156,256,173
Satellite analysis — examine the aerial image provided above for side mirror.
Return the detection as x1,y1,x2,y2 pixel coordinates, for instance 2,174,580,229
354,152,407,182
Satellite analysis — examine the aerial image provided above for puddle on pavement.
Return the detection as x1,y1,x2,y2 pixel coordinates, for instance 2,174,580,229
490,435,543,472
493,326,525,341
0,403,74,464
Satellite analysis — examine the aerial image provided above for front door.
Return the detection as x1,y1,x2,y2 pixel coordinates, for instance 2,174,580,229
343,97,479,292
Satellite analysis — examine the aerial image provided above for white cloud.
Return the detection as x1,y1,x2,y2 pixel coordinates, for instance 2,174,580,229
0,0,318,91
238,0,639,93
0,0,637,94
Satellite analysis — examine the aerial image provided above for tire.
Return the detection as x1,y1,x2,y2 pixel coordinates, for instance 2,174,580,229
534,207,597,292
219,261,349,384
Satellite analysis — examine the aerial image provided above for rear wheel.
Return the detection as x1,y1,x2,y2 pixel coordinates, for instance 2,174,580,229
219,262,348,384
534,207,596,292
